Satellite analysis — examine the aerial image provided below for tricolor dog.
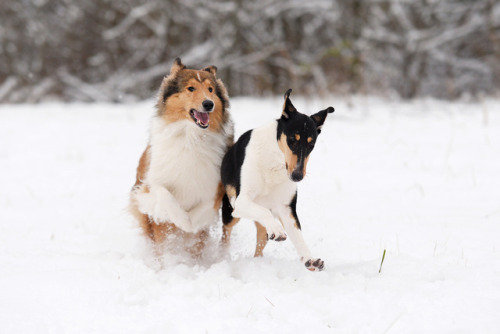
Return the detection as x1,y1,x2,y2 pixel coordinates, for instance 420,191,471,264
220,89,334,271
129,58,233,256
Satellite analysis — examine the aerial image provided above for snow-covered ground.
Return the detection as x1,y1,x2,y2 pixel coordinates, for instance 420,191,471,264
1,97,499,333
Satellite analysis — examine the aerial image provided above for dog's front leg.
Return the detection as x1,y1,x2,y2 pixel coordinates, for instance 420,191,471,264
188,202,218,232
135,184,193,232
232,195,287,241
276,206,324,271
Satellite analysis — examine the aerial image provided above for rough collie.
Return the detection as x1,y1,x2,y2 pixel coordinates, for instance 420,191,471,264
130,58,233,256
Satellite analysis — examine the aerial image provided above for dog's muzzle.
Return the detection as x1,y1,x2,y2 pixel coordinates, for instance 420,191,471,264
190,109,210,129
190,99,214,129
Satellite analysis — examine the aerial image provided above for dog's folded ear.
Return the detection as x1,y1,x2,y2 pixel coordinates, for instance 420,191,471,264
311,107,335,134
158,58,185,105
202,65,217,76
170,57,186,76
282,88,298,120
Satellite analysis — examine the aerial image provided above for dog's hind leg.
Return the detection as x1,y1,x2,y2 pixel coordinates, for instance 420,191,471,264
146,221,178,258
131,195,167,244
222,219,239,246
221,194,240,246
254,222,268,257
150,221,177,244
132,205,154,240
189,228,209,259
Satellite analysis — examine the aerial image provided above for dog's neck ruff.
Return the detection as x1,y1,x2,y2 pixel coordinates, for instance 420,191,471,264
151,118,226,152
146,117,227,214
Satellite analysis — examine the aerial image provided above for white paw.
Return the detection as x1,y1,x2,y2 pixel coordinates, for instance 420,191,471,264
266,222,287,242
135,191,157,216
304,258,325,272
135,190,193,232
166,206,194,233
189,205,218,232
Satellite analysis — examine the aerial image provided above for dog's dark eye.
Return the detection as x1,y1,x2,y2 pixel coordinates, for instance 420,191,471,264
208,87,213,93
309,142,315,149
188,87,195,92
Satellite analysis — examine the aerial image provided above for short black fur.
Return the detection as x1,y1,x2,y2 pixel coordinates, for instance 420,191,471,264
221,129,253,197
310,107,335,134
222,194,233,225
220,129,253,226
289,191,301,230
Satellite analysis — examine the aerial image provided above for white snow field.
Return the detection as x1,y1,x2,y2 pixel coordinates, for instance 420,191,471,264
1,97,500,333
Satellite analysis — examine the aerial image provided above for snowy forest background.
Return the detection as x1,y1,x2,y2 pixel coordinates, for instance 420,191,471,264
2,2,500,332
1,0,499,103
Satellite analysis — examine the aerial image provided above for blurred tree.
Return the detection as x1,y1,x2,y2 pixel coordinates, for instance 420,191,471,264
0,0,498,102
361,0,500,99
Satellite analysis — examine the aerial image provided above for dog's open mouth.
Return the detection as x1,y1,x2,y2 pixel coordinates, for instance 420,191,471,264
190,109,210,129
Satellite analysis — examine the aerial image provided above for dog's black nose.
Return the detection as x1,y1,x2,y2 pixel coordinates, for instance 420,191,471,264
202,100,214,111
291,171,304,182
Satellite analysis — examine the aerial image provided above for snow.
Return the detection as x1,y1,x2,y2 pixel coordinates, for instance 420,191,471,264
1,97,500,333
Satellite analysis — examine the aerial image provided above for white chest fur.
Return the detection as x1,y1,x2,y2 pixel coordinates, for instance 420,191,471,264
239,121,297,209
146,118,227,212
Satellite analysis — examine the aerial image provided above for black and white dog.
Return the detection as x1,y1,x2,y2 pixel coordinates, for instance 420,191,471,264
220,89,334,271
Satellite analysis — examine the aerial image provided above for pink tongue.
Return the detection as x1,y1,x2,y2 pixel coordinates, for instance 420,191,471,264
195,111,209,124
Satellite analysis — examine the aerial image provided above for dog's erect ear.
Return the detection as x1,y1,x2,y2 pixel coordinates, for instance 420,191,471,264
170,57,186,76
202,65,217,76
311,107,334,134
282,89,297,120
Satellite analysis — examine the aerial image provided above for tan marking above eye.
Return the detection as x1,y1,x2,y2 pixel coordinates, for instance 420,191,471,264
202,79,215,93
187,79,201,87
307,137,312,143
295,134,300,141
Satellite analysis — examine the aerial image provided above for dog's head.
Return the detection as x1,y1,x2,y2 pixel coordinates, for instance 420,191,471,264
156,58,229,132
277,89,334,182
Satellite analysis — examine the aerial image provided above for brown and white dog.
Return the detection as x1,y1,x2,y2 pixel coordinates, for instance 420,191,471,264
129,58,233,256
